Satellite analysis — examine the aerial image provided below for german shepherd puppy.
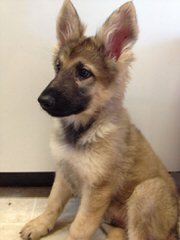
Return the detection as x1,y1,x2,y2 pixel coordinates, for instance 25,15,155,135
20,1,179,239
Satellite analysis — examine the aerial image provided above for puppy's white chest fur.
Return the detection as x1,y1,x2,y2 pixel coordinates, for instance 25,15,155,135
49,119,114,192
50,139,101,193
51,131,100,193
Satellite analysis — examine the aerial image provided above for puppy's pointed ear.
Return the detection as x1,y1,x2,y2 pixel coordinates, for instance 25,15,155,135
96,2,138,61
56,0,84,45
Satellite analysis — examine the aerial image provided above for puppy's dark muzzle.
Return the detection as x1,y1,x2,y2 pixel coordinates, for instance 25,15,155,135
37,88,77,117
38,95,56,111
38,84,91,117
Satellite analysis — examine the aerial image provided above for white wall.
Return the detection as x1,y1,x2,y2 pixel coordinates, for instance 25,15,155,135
0,0,180,172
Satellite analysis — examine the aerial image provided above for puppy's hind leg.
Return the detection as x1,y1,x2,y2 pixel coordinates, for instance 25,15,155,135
20,169,72,240
127,177,178,240
100,223,127,240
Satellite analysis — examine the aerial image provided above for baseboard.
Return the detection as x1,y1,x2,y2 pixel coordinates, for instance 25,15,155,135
0,172,55,187
0,171,179,188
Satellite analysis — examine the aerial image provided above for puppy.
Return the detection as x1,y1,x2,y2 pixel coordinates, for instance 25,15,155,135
20,1,179,239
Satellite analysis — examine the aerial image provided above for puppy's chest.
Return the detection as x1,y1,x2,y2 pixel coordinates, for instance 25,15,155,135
51,135,105,192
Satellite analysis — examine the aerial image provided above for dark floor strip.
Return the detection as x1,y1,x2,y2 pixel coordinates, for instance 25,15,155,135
0,172,55,186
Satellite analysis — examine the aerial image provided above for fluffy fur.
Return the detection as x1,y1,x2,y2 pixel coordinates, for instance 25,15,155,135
20,1,179,240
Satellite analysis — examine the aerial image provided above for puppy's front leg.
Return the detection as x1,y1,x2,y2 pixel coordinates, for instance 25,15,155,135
68,185,112,240
20,168,72,240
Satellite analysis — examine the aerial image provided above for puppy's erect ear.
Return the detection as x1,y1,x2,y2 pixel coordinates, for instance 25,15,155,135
56,0,84,45
96,2,138,61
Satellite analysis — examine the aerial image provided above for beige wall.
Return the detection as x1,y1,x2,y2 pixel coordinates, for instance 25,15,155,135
0,0,180,172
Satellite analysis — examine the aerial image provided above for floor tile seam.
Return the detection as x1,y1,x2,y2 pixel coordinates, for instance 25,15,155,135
30,197,37,220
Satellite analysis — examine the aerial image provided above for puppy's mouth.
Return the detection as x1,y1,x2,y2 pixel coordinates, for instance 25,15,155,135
41,105,86,117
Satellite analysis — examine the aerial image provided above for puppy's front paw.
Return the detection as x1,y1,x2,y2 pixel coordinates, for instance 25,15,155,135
20,215,54,240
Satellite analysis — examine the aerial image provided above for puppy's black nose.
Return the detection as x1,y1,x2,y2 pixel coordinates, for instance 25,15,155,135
38,95,55,110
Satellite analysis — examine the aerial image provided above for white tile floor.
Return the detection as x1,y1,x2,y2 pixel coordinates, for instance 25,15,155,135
0,187,105,240
1,187,179,240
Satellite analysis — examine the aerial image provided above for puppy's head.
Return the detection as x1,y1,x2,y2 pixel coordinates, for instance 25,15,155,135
38,0,138,117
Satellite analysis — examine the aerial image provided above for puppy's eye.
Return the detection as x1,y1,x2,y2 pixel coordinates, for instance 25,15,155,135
77,68,92,80
55,60,61,72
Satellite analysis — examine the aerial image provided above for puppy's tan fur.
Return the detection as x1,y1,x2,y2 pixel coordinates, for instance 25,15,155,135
21,1,179,240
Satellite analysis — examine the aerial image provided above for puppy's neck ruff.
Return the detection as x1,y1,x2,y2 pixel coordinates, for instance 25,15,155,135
61,117,95,145
53,100,120,147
